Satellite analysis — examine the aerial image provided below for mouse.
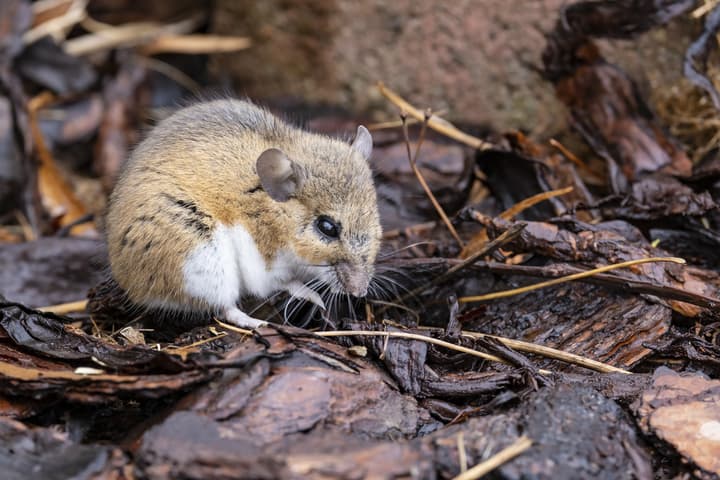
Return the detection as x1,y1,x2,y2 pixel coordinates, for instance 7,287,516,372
105,99,381,329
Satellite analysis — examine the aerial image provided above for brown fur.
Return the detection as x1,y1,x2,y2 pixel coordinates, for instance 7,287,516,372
106,99,381,310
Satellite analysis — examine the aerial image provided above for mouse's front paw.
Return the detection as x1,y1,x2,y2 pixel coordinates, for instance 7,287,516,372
224,308,268,329
285,281,326,310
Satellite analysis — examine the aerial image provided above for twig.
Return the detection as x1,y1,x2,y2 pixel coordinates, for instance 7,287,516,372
367,109,448,131
692,0,720,18
465,332,631,374
451,436,532,480
402,111,464,247
218,320,626,374
548,139,585,169
377,82,495,150
459,257,686,304
215,321,553,374
416,326,630,374
473,187,572,255
139,34,251,55
487,261,720,310
549,137,607,185
37,299,88,314
64,13,205,56
499,186,573,220
219,320,628,374
378,223,526,315
318,331,546,375
460,188,572,258
24,0,87,45
389,257,720,311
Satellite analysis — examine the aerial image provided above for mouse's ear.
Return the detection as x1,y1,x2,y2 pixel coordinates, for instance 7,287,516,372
351,125,373,159
256,148,304,202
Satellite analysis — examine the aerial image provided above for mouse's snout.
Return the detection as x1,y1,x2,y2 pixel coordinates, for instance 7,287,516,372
335,262,371,297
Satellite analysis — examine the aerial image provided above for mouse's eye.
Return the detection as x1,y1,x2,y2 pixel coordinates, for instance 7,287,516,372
315,216,340,240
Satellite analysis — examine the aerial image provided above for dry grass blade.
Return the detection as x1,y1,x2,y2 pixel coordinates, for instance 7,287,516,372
459,257,686,303
140,34,251,55
413,327,630,374
451,329,630,374
401,112,464,247
548,139,586,169
215,321,553,374
217,317,627,375
548,139,606,185
64,13,205,56
377,81,495,150
37,299,88,314
451,436,532,480
499,186,574,220
692,0,720,18
24,0,87,45
318,330,506,366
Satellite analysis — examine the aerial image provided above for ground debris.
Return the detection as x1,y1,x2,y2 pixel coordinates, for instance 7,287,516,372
635,367,720,478
16,36,97,95
0,0,719,478
0,417,126,480
684,6,720,111
543,0,695,191
594,174,718,221
0,237,104,308
460,382,654,480
0,298,218,406
465,281,670,368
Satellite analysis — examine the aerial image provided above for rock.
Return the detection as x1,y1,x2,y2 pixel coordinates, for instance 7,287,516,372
210,1,696,134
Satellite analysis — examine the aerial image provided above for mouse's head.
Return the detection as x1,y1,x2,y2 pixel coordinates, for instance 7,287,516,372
256,126,381,297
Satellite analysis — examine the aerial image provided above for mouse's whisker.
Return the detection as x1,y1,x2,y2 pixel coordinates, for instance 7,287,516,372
368,278,395,301
284,293,304,322
374,264,419,284
279,274,331,326
248,288,288,316
378,242,435,259
295,304,315,329
371,273,411,298
281,298,292,324
345,293,357,322
367,277,386,298
367,282,378,298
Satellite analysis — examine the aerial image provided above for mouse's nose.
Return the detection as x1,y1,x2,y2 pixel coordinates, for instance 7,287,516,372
348,283,368,298
336,263,370,298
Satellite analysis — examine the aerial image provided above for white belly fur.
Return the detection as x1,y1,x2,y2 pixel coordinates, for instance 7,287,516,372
182,223,296,310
